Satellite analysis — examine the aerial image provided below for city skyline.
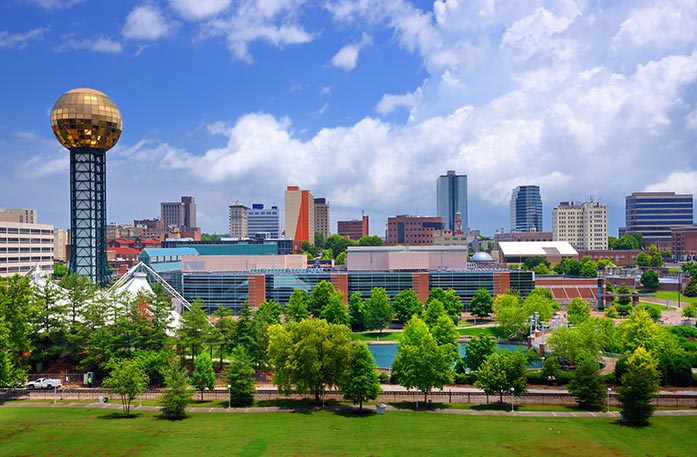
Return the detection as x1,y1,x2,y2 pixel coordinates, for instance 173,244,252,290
1,1,697,236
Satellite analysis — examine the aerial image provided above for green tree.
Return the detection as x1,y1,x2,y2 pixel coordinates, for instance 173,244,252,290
226,347,256,407
474,350,527,404
358,235,383,246
618,347,660,426
248,300,283,367
308,280,341,317
314,232,325,250
523,256,549,270
348,292,366,331
103,358,149,417
493,293,526,338
615,283,633,307
568,351,605,410
422,298,447,328
392,289,422,323
158,362,193,420
285,289,310,322
431,314,459,362
392,316,453,402
462,335,496,372
683,276,697,297
0,316,23,387
363,287,393,334
469,288,493,320
212,305,237,370
636,252,650,267
320,293,350,327
555,258,582,276
580,262,598,278
267,319,351,402
335,251,347,265
428,288,462,324
338,343,382,409
177,299,211,362
567,298,591,326
0,275,37,376
640,270,659,290
682,303,696,319
323,234,357,258
191,351,216,401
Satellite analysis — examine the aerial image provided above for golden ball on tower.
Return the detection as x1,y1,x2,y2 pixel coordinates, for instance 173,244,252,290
50,88,122,151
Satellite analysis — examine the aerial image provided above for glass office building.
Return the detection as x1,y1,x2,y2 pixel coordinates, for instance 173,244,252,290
624,192,693,244
437,170,468,233
510,185,543,232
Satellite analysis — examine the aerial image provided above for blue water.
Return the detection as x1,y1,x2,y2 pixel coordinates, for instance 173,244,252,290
368,343,536,369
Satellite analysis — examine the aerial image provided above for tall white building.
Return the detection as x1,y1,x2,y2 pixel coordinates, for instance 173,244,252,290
0,221,54,277
248,204,280,239
229,201,249,238
552,201,608,250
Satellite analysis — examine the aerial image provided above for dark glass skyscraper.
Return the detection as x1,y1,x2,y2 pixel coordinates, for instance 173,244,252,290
436,170,467,233
624,192,693,244
510,185,543,232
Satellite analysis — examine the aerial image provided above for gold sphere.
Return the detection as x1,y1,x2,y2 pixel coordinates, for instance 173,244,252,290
50,88,122,151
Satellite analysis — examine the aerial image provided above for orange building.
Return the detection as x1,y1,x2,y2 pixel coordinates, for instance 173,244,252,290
285,186,315,244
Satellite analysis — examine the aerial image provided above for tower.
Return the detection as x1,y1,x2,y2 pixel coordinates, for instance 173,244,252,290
510,185,543,233
284,186,315,243
436,170,468,233
229,200,249,238
50,88,122,285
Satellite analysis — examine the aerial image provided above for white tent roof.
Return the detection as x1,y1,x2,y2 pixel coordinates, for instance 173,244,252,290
498,241,578,257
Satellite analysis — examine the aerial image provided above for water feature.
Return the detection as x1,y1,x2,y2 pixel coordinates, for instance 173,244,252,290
368,342,538,369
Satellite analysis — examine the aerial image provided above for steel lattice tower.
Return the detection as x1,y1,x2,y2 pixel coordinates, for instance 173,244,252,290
50,88,122,285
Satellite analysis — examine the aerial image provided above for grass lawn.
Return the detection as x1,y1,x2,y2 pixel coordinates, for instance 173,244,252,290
352,326,498,341
1,406,696,456
637,302,668,312
653,291,697,304
457,327,497,337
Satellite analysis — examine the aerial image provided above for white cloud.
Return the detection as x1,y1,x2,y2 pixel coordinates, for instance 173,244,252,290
320,86,332,95
644,170,697,196
613,0,697,52
0,28,48,49
375,90,420,115
122,5,176,41
54,35,123,53
330,34,372,71
170,0,231,21
29,0,83,9
196,0,312,61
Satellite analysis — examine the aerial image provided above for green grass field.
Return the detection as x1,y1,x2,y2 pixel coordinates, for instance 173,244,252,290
352,326,496,342
653,291,697,304
1,406,695,456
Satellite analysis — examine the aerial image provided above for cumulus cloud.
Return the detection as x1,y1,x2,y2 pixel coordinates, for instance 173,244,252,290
195,0,312,61
170,0,231,21
613,0,697,52
54,35,123,53
375,90,420,115
122,5,176,41
0,28,48,49
330,34,372,71
644,170,697,196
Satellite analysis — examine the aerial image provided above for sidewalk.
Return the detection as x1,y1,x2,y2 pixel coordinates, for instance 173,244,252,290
4,400,697,418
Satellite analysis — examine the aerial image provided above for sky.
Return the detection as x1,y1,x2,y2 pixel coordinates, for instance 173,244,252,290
1,0,697,238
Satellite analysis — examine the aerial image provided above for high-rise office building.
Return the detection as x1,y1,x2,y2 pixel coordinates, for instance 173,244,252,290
338,215,369,241
385,215,444,246
436,170,468,233
285,186,315,243
314,198,330,239
161,196,197,229
228,201,248,238
0,208,37,224
248,204,280,239
552,201,608,250
623,192,693,245
510,185,543,233
50,88,122,285
0,221,54,277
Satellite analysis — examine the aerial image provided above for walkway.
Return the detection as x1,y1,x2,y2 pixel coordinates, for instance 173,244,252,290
4,401,697,418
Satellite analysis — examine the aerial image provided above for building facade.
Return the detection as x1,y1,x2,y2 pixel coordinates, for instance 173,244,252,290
161,196,197,229
228,201,248,238
0,221,54,277
671,226,697,261
314,198,330,238
552,201,608,250
510,185,543,232
623,192,693,246
337,215,369,241
0,208,37,224
436,170,468,233
247,204,280,239
285,186,315,244
385,215,444,246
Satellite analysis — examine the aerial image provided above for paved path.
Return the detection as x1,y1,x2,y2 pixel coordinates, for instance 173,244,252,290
4,401,697,418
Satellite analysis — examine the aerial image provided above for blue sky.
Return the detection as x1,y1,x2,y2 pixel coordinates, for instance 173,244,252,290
1,0,697,237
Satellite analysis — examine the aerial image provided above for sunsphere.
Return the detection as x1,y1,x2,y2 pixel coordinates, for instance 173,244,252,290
50,88,122,151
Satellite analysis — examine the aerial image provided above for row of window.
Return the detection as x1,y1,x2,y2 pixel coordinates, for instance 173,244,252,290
0,227,53,235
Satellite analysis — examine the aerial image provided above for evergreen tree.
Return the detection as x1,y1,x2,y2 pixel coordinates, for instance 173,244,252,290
191,351,216,401
683,276,697,297
568,351,605,410
159,362,193,420
618,347,660,426
338,343,382,410
226,347,256,407
177,299,211,362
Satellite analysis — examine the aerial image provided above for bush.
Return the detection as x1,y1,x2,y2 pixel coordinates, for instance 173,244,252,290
159,363,192,420
455,372,476,385
605,306,619,318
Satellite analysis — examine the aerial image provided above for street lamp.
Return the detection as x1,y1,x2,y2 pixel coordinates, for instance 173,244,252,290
322,383,326,408
607,387,611,413
227,384,231,409
510,387,515,412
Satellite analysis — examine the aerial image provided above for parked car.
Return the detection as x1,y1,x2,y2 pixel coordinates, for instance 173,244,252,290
26,378,62,389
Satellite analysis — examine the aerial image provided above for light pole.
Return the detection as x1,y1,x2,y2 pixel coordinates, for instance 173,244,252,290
510,387,515,412
607,387,611,413
53,385,57,405
227,384,231,409
322,383,326,408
